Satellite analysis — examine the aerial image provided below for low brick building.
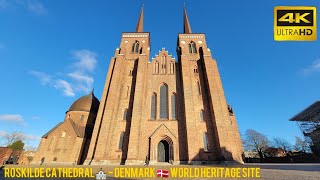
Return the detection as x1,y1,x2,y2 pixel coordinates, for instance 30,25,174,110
32,92,100,165
0,147,24,165
18,151,36,165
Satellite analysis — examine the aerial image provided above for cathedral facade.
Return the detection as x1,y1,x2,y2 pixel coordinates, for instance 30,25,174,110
33,7,243,165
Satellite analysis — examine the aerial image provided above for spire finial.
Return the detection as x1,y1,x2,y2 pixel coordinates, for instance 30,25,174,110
135,5,144,32
183,6,192,34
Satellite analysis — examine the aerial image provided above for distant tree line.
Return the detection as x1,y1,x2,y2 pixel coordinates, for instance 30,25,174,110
0,131,25,150
242,129,311,160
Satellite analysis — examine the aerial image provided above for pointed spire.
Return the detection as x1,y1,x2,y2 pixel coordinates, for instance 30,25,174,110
183,6,192,34
135,5,144,32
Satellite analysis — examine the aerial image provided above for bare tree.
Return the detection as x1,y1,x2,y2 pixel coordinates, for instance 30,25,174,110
2,131,25,146
243,129,269,159
272,137,292,151
294,136,309,153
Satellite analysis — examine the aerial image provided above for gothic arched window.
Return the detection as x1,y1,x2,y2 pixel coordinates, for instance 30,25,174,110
171,93,176,119
118,132,125,150
197,80,201,95
151,93,157,120
132,41,139,53
189,41,197,54
203,132,209,151
123,109,127,120
154,61,159,74
200,110,204,122
160,84,168,119
194,65,198,73
161,55,166,74
170,61,175,74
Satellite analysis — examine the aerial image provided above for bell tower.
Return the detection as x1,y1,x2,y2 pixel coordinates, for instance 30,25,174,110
84,5,151,165
177,7,243,163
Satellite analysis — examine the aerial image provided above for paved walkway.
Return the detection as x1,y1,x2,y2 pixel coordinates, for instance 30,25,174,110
0,163,319,179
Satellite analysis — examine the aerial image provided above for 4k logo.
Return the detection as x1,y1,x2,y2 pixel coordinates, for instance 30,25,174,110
274,6,317,41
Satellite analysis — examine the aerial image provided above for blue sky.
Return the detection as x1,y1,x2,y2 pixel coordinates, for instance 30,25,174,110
0,0,319,149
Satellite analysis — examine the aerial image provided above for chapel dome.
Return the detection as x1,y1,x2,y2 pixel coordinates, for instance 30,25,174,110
68,91,100,114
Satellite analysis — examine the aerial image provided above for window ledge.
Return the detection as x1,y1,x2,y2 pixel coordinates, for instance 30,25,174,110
159,118,169,121
148,119,173,121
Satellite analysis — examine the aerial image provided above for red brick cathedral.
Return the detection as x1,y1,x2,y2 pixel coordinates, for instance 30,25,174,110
33,7,243,165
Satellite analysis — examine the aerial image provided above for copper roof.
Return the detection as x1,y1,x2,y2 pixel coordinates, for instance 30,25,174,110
68,91,100,114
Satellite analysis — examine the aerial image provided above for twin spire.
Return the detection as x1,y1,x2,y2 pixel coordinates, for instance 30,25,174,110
183,6,192,34
135,5,144,32
134,5,192,34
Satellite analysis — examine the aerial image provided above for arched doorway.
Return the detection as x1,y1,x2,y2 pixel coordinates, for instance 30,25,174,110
158,140,169,162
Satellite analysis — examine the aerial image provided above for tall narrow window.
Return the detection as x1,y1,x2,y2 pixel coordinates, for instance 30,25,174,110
203,132,209,151
170,62,175,74
189,41,197,53
171,94,176,119
200,110,204,122
154,61,159,74
132,41,139,53
126,86,130,98
160,84,168,119
123,109,127,120
197,81,201,95
61,131,66,138
161,55,166,74
151,93,157,120
194,65,198,73
118,132,124,150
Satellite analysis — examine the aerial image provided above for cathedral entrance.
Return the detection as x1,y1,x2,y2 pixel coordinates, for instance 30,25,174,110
158,140,169,162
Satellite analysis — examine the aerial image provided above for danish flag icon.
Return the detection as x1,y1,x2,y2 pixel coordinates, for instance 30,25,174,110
157,169,169,178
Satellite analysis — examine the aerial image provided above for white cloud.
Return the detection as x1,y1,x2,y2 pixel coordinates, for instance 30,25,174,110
0,130,41,148
26,0,47,15
0,130,6,137
0,0,47,15
31,116,40,120
23,134,41,141
68,72,94,86
29,70,52,85
54,79,75,97
30,49,97,97
0,114,24,123
72,49,97,73
302,59,320,75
